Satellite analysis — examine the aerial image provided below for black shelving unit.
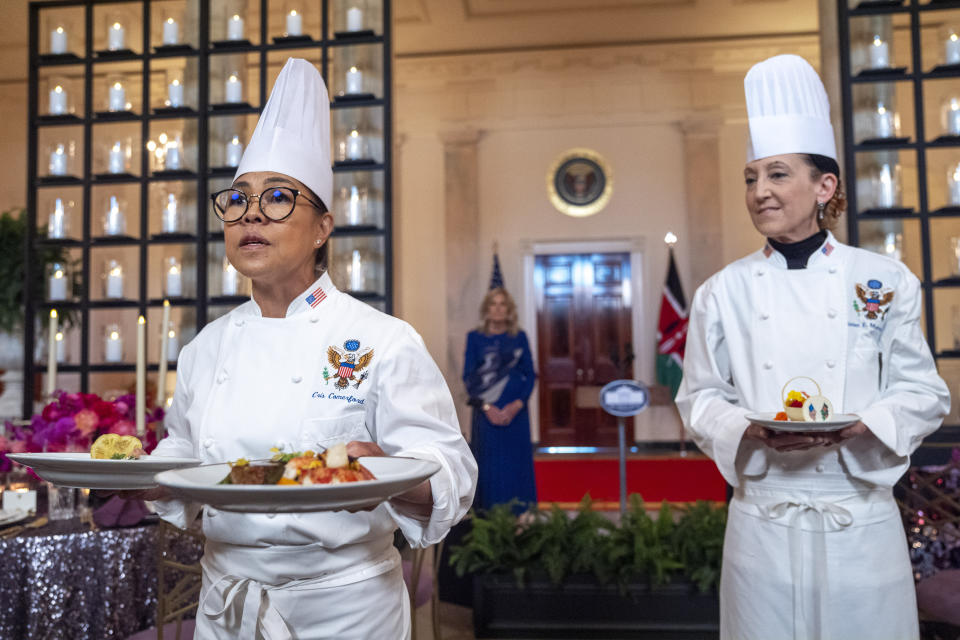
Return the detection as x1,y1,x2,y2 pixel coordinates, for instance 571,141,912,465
23,0,393,416
839,0,960,462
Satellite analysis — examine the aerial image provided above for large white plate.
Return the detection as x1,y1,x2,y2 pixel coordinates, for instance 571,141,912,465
155,456,441,513
6,453,201,490
746,413,861,433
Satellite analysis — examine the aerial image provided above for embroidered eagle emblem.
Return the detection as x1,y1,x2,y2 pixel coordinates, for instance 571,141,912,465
854,280,894,320
326,339,374,389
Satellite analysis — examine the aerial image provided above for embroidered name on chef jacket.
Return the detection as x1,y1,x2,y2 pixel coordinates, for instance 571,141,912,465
851,279,894,332
315,339,374,403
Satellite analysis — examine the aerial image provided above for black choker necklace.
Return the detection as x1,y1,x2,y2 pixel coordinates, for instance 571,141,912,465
768,230,828,270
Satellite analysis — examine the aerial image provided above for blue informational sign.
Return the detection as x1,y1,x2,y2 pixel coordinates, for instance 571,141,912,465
600,380,650,417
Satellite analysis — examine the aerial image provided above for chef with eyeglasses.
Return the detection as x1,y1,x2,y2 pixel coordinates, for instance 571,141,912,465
676,54,949,639
141,58,477,639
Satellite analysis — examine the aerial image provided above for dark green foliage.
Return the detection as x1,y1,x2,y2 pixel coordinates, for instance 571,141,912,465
450,494,727,593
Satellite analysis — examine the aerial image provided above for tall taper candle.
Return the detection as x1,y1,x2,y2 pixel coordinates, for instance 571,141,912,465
136,315,146,437
46,309,58,398
158,300,170,408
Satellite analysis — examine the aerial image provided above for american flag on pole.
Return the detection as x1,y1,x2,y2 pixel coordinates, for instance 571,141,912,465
305,286,327,308
338,361,356,378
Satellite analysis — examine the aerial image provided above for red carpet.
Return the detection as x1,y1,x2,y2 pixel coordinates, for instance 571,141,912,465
534,455,727,506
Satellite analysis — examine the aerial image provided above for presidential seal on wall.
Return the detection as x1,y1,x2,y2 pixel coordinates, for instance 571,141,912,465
546,148,613,218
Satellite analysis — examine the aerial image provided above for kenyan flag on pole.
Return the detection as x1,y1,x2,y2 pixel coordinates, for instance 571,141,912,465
656,248,688,399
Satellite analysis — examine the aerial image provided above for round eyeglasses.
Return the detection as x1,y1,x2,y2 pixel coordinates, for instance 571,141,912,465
211,186,324,223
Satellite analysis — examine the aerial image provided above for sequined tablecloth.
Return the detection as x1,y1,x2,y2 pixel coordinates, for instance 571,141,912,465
0,517,203,639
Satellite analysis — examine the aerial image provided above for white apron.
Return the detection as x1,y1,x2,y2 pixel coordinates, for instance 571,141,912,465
152,273,477,639
676,233,949,640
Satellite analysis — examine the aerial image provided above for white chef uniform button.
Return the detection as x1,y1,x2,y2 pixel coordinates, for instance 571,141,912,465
203,438,215,448
829,266,838,274
266,512,277,519
756,269,765,277
763,361,773,370
760,312,770,320
309,316,319,323
827,309,837,318
815,464,825,473
826,359,836,368
206,507,218,517
216,371,228,384
291,375,302,383
234,318,244,327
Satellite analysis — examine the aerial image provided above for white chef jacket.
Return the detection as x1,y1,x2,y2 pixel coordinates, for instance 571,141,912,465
152,272,477,639
676,232,949,640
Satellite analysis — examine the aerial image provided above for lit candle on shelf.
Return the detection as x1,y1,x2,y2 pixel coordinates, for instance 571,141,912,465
46,310,58,398
869,35,890,69
347,185,362,224
157,299,170,408
350,249,364,291
49,85,67,115
166,325,179,361
222,258,238,295
162,193,179,233
346,66,363,95
286,10,303,36
226,135,243,167
162,17,179,45
164,257,182,297
108,81,126,112
949,161,960,206
108,22,125,51
948,31,960,66
104,196,125,235
105,324,123,362
948,98,960,136
48,198,66,238
55,331,65,363
346,7,363,32
168,79,184,108
884,232,902,261
875,104,895,139
225,74,243,103
108,141,125,174
49,265,68,301
105,260,124,298
50,26,67,54
136,315,145,437
164,140,181,170
346,129,363,160
49,144,67,176
228,14,244,41
877,163,898,209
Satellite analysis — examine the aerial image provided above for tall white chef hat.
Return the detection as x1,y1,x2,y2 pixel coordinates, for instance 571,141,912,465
744,54,837,164
234,58,332,208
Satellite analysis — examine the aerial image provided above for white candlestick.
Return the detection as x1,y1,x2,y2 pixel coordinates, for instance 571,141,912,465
46,310,58,397
164,142,181,170
168,79,184,108
225,74,243,103
222,258,238,295
104,196,125,235
49,267,68,301
162,193,179,233
106,262,124,298
347,185,362,224
48,198,66,238
226,135,243,167
50,26,67,54
49,145,67,176
346,7,363,31
346,129,363,160
55,331,65,363
950,162,960,206
228,14,244,40
158,300,170,407
877,164,898,208
105,326,123,362
108,142,125,174
286,10,303,36
870,35,890,69
163,18,179,45
136,315,145,437
346,66,363,94
49,85,67,115
350,249,364,291
165,259,183,297
875,105,894,138
108,82,126,111
108,22,125,51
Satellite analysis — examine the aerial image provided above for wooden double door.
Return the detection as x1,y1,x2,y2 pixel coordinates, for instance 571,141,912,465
535,252,634,447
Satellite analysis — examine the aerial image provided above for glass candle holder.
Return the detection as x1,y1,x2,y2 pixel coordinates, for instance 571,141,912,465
337,184,370,226
107,77,127,112
46,483,75,520
869,33,891,69
48,81,69,115
162,192,180,233
163,256,183,297
947,26,960,66
225,72,243,103
337,127,368,162
46,261,70,301
949,161,960,206
103,195,126,236
874,102,898,139
48,143,69,176
104,259,124,299
104,323,123,362
46,197,70,238
872,163,902,209
951,237,960,276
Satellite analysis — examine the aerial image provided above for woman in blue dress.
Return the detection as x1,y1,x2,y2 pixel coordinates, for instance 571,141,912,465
463,287,537,511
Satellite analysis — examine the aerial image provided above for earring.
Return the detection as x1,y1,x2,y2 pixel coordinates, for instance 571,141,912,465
315,239,322,245
816,201,826,221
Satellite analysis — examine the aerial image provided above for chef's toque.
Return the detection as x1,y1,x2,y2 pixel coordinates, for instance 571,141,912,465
234,58,332,208
744,54,837,163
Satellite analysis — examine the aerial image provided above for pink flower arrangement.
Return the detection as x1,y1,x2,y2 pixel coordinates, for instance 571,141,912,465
0,391,165,474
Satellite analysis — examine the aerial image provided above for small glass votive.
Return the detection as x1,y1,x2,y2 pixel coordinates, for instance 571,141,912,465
46,482,75,521
951,237,960,276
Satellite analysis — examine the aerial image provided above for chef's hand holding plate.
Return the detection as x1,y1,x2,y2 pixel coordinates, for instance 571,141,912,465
346,441,432,515
745,423,832,452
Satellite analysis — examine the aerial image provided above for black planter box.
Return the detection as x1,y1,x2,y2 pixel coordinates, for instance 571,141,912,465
473,574,719,639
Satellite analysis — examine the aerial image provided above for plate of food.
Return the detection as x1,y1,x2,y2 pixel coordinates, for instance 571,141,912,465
154,444,441,513
746,376,860,433
7,435,200,490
